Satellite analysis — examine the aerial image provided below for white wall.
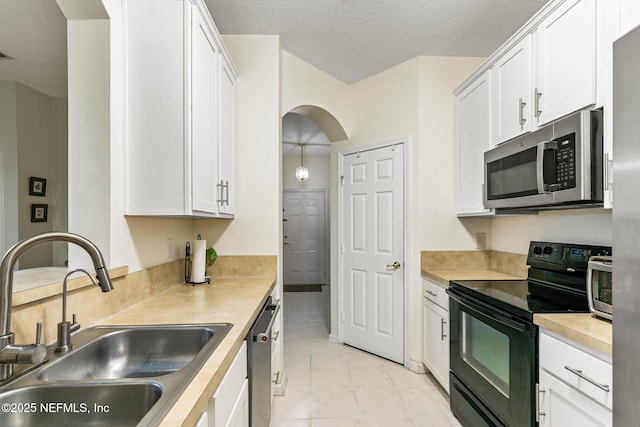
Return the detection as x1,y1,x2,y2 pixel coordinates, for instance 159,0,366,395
491,209,613,254
0,82,67,268
0,81,20,256
52,97,69,266
65,13,111,269
281,50,349,126
16,83,66,268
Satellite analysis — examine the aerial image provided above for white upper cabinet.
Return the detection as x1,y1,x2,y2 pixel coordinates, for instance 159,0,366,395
491,36,533,144
489,0,599,145
124,0,237,217
191,8,220,214
456,70,493,216
534,0,597,127
218,55,237,215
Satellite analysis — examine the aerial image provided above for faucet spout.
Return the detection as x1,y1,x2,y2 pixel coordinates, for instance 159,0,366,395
0,232,113,337
0,232,114,381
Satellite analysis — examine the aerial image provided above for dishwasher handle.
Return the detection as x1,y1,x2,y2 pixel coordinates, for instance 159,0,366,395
255,304,280,343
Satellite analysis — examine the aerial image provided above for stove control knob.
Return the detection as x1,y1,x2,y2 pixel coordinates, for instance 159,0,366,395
533,246,542,255
543,246,553,255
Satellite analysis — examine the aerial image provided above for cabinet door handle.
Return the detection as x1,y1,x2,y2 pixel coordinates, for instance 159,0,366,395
224,180,230,206
534,88,542,118
273,371,280,384
216,180,224,204
519,98,527,126
272,330,280,342
564,365,610,392
425,290,438,297
440,319,447,340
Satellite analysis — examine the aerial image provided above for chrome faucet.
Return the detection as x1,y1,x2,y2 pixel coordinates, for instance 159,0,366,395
55,268,97,353
0,232,114,381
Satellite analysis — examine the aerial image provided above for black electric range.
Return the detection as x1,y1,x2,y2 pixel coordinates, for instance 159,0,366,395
447,241,612,427
450,240,613,321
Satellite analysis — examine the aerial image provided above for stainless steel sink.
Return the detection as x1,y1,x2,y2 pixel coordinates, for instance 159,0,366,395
0,382,162,426
0,323,233,426
39,325,221,380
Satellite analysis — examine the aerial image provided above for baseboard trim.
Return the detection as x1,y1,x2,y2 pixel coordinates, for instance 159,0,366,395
407,359,426,373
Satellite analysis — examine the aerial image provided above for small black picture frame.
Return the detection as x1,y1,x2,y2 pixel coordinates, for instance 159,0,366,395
29,177,47,196
31,204,48,222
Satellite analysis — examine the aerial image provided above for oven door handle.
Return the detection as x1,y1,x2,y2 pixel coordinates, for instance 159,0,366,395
449,291,528,333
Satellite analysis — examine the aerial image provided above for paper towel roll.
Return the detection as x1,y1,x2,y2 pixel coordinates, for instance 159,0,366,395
192,239,207,283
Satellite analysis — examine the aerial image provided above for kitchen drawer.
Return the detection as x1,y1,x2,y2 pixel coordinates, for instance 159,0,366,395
423,278,449,310
540,331,612,409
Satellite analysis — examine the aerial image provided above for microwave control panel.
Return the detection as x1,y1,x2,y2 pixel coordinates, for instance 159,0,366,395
553,133,577,190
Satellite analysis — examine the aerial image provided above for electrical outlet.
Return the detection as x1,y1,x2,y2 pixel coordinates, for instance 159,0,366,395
166,238,175,259
476,232,487,249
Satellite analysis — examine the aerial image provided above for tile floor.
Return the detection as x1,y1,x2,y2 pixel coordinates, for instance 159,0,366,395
270,286,462,427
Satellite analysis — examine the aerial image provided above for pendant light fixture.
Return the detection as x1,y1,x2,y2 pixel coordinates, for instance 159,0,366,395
295,143,309,181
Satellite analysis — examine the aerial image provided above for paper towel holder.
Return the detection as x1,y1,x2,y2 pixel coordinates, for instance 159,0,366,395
185,238,211,286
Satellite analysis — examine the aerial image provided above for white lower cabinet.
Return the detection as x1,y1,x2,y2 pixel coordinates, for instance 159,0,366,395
422,278,449,393
538,330,612,427
199,341,249,427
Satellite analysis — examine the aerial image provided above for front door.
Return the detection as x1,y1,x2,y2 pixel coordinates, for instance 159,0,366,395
340,143,404,363
283,190,327,285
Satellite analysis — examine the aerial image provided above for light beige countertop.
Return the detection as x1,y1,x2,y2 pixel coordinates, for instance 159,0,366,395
100,277,276,427
422,268,524,287
534,313,612,356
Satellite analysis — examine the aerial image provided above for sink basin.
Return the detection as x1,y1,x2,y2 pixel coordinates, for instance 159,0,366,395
0,323,232,426
39,325,225,380
0,382,162,426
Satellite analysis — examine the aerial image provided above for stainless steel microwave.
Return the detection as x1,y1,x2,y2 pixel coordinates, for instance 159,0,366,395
484,109,603,210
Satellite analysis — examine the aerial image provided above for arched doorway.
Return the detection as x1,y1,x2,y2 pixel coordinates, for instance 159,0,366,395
280,105,347,305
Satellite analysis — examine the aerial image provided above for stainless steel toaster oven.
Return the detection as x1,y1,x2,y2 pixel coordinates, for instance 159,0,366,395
587,256,613,320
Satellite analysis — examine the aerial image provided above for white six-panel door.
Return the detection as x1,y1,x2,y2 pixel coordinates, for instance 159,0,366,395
340,143,404,363
283,190,327,285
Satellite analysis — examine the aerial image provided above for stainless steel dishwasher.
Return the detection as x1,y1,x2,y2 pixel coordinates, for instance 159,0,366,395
246,296,280,427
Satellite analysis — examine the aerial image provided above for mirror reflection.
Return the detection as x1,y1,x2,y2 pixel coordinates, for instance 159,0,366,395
0,0,69,287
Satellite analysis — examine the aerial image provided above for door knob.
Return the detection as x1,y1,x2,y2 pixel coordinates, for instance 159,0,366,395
386,261,401,270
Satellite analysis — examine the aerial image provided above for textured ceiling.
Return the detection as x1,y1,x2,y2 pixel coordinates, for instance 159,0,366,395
0,1,549,98
205,0,549,84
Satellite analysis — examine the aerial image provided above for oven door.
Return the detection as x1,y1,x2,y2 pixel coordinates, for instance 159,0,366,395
449,290,537,427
